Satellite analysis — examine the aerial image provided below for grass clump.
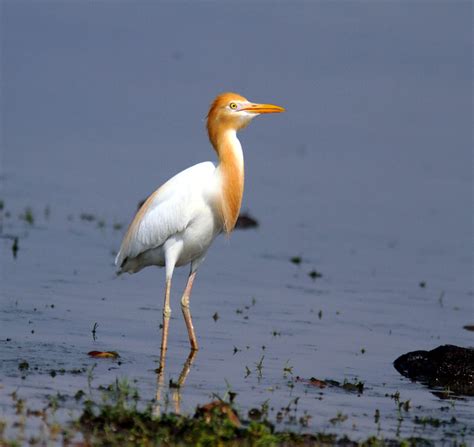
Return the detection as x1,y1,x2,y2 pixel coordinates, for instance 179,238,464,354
78,380,276,446
74,380,432,447
1,380,446,447
77,379,346,446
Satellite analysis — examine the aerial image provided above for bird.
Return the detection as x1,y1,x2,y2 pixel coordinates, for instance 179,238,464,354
115,92,285,364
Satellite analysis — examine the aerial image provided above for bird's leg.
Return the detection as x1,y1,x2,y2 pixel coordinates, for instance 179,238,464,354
158,241,181,371
158,277,172,373
177,349,198,386
172,349,198,414
155,278,171,417
180,271,198,350
153,362,166,417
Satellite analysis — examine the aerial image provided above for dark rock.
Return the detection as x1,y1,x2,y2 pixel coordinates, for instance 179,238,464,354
394,345,474,396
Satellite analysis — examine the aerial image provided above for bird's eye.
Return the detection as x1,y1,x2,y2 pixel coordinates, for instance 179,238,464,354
229,102,238,110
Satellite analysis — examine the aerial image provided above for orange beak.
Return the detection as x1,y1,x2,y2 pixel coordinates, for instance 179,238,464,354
241,102,285,114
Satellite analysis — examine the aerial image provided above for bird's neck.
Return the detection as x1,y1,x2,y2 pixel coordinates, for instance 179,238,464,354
213,129,244,233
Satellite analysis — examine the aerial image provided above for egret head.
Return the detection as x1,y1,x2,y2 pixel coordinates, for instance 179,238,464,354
207,92,285,148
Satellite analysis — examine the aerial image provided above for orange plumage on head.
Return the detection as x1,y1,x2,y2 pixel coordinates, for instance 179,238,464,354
206,92,249,150
206,92,247,233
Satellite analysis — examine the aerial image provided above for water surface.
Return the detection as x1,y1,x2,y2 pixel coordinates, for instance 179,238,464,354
1,1,472,443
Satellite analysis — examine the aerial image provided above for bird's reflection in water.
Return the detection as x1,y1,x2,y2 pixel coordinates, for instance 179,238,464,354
154,349,197,416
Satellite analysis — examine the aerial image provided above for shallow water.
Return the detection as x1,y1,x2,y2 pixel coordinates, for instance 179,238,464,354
1,1,473,443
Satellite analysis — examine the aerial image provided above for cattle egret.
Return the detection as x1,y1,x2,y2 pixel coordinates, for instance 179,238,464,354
115,92,285,364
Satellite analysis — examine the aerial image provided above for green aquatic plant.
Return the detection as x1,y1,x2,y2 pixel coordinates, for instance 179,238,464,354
20,207,34,225
11,237,19,258
0,380,456,447
329,411,348,425
255,355,265,380
308,269,322,279
91,321,98,340
342,378,364,394
283,360,293,378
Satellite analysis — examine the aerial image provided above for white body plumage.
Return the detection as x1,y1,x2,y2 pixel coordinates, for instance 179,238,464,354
116,161,220,274
115,130,244,278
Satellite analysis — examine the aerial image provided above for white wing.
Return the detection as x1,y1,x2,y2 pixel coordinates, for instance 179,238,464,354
115,162,216,267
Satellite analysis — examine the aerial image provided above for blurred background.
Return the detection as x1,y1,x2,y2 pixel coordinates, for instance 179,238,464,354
3,1,471,240
1,0,472,440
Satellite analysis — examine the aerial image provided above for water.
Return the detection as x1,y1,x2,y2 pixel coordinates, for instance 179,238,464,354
1,1,472,443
